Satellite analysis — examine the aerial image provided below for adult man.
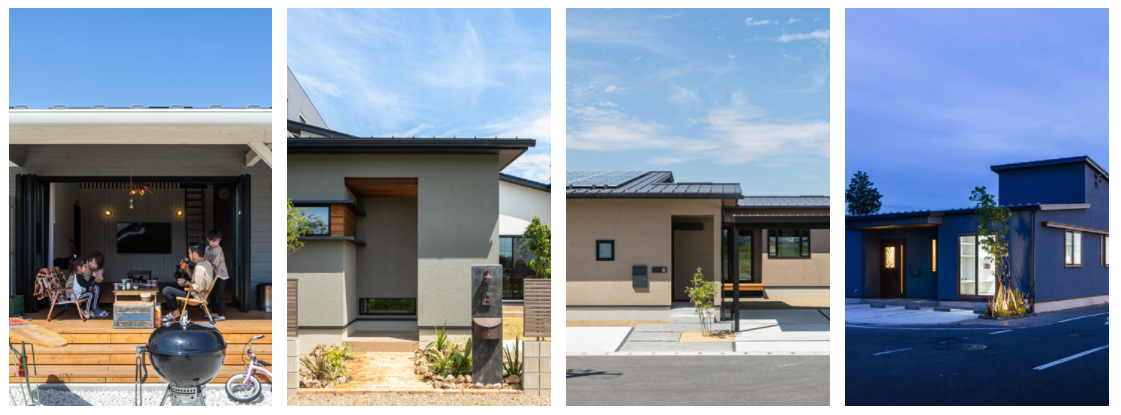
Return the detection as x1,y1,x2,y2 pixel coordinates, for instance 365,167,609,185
162,242,214,322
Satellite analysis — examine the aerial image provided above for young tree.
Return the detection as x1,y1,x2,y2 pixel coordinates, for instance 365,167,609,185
846,171,883,215
970,186,1025,316
685,267,717,335
287,199,311,255
523,216,551,279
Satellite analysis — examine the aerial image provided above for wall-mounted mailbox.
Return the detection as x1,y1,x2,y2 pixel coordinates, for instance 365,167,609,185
632,265,648,288
472,317,502,340
652,266,668,273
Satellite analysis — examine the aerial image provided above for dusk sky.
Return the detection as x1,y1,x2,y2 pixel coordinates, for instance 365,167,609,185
846,9,1108,213
567,9,830,195
8,9,271,108
288,9,552,182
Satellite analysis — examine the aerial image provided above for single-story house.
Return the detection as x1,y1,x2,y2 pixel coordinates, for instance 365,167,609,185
566,171,830,328
845,156,1109,312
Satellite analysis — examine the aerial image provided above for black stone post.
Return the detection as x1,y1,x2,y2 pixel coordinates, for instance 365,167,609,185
471,265,503,385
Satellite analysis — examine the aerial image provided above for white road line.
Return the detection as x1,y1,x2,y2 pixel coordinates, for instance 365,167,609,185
989,330,1013,335
1057,312,1109,324
873,348,912,356
846,325,1022,331
1033,345,1109,370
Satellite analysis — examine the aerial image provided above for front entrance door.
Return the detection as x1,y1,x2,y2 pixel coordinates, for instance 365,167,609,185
880,239,905,298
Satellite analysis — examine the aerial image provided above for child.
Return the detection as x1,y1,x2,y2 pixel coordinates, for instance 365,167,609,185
66,256,99,319
205,230,229,322
78,251,109,318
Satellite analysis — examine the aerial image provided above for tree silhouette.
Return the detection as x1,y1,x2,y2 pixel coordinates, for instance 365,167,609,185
845,171,883,215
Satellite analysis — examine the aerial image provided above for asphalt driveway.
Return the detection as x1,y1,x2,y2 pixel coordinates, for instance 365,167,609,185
846,305,1109,405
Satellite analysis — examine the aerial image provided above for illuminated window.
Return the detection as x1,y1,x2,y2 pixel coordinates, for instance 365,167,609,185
931,239,938,273
1065,230,1082,267
884,246,896,269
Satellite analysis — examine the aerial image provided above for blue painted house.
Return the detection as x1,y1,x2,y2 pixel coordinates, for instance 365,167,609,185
845,156,1108,312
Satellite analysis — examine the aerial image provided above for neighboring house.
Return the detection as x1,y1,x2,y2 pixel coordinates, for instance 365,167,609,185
845,156,1109,313
9,104,273,311
286,66,328,133
285,72,540,350
499,173,551,301
565,171,830,327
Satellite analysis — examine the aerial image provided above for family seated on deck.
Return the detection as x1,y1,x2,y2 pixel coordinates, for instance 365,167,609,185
61,229,230,322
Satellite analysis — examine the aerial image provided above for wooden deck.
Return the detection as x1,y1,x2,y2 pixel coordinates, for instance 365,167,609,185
9,308,272,384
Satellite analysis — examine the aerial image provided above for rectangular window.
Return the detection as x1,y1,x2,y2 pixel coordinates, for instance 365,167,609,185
596,240,615,261
1065,230,1082,267
359,298,416,316
301,206,330,236
958,235,996,296
499,235,535,300
931,239,938,273
768,229,811,258
1104,236,1109,267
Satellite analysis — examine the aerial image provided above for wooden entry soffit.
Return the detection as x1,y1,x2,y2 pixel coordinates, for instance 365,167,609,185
1042,221,1108,235
345,177,418,198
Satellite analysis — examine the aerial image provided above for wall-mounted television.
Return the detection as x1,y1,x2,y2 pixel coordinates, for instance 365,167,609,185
116,223,172,254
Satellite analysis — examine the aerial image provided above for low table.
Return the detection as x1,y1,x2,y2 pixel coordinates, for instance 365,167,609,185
112,288,160,329
113,288,160,303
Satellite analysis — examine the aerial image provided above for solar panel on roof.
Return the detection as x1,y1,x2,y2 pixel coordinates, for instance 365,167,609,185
567,171,647,188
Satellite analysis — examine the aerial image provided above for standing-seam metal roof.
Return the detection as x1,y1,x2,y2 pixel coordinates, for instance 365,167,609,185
566,171,742,199
735,196,829,208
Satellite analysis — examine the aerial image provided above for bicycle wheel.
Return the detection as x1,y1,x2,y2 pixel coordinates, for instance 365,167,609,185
225,373,261,403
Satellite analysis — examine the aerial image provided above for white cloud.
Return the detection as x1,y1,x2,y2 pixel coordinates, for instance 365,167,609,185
401,123,434,137
295,74,343,97
504,152,552,183
604,85,618,93
777,29,830,43
745,17,773,26
568,95,829,165
786,18,801,24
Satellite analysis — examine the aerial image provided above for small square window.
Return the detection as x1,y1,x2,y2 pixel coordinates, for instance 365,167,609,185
596,240,615,261
298,206,330,236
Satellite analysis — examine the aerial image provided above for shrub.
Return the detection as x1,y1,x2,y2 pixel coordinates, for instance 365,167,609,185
685,267,717,335
503,339,522,378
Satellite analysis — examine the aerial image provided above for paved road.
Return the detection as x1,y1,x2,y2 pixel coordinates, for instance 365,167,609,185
846,305,1109,405
567,356,829,406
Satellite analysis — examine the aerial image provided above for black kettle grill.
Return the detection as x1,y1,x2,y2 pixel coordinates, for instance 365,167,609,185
135,312,227,406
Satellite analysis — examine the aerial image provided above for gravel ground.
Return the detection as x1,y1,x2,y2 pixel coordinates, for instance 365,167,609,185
9,387,272,406
289,393,550,406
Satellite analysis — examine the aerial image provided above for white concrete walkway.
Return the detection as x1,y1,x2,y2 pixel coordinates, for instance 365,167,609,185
845,304,980,325
566,327,632,353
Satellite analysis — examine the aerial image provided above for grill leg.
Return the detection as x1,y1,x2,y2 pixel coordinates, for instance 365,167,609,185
198,386,206,406
159,386,171,406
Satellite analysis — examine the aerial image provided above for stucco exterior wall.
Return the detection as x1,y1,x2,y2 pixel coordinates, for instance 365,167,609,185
499,179,551,235
567,198,722,307
287,242,349,328
760,228,831,287
10,144,273,308
357,198,419,300
287,67,328,128
288,153,499,329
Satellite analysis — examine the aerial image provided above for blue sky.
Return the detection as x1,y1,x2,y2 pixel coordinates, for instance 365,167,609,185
8,9,272,108
847,9,1109,212
288,9,552,182
567,9,830,195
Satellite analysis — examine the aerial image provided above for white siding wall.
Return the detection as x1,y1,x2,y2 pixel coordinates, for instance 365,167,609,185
499,180,551,235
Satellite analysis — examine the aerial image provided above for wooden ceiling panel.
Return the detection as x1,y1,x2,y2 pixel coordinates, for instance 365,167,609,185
345,177,418,198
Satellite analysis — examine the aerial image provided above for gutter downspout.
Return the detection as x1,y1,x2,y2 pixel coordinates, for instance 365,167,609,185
1030,210,1036,311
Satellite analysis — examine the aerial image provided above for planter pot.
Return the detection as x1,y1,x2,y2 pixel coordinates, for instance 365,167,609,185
9,295,24,317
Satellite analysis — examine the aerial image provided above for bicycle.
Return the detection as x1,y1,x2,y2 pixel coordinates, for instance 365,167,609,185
225,334,271,403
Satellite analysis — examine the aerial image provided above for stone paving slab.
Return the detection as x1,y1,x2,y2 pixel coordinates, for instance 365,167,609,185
633,323,732,332
626,331,681,341
736,324,831,341
736,309,830,325
618,341,734,353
